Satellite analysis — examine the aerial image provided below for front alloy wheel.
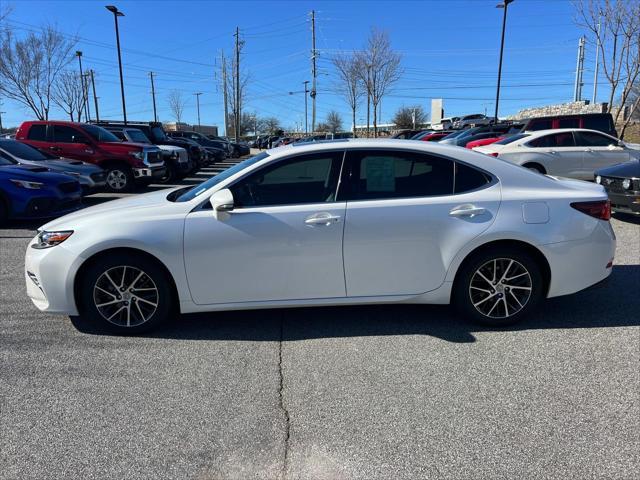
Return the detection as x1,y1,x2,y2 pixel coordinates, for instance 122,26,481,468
93,266,159,328
78,253,173,334
105,167,133,192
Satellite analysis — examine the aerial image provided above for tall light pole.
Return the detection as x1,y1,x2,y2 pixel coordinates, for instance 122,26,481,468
194,92,203,131
494,0,514,124
106,5,127,124
75,51,89,121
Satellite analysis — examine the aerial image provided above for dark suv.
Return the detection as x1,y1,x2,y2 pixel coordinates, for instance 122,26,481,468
167,131,227,162
94,121,208,172
522,113,618,138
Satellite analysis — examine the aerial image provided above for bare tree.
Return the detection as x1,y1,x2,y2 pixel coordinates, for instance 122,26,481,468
263,117,281,134
332,53,364,136
52,70,85,121
0,25,77,120
325,110,343,133
575,0,640,137
393,105,428,130
357,29,402,137
167,90,187,123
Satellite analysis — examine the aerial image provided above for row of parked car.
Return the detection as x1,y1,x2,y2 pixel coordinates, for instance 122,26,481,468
0,120,250,223
393,112,640,216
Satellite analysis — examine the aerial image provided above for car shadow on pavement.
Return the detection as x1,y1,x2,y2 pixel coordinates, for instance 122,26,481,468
612,212,640,224
71,265,640,343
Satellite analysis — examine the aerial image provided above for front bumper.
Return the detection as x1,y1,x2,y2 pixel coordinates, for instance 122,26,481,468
25,241,83,315
607,191,640,215
133,165,166,181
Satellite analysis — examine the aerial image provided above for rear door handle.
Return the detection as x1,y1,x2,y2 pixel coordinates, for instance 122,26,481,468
449,204,486,218
304,212,341,226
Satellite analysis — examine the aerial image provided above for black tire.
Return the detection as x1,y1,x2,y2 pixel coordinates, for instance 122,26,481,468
78,252,174,334
158,163,178,184
523,163,546,174
104,165,135,193
453,246,545,327
0,198,8,225
232,147,240,158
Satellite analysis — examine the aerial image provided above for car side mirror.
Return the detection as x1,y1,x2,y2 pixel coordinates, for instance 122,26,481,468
209,188,234,219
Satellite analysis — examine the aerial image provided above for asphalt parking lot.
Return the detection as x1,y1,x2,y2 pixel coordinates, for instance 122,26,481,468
1,162,639,480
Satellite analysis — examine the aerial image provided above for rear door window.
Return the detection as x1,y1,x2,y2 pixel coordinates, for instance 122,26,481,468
528,132,575,148
454,162,492,193
342,150,454,200
26,124,47,141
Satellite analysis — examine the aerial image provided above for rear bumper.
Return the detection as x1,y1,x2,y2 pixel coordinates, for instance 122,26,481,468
540,220,616,298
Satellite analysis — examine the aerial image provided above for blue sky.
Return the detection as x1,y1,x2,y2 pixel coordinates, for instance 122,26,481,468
1,0,600,131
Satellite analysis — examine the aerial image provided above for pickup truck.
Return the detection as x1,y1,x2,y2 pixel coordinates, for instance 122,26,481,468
16,121,165,192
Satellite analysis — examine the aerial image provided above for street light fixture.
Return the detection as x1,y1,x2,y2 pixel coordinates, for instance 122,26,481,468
105,5,127,124
494,0,514,124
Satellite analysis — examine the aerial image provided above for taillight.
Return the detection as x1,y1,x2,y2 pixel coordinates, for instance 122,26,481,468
570,200,611,221
489,152,499,157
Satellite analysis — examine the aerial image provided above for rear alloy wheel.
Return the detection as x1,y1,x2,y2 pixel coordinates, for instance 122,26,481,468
454,248,544,326
105,166,134,192
79,254,173,334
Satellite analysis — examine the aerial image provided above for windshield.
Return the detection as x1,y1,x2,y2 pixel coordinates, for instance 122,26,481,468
0,140,50,160
495,133,529,145
80,124,120,143
150,126,167,142
126,129,151,143
440,130,467,140
175,152,269,202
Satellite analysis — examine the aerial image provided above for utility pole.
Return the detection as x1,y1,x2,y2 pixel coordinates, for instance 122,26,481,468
366,64,371,137
89,70,100,122
234,27,241,143
412,108,416,129
0,100,4,134
194,92,203,131
310,10,317,133
303,80,310,134
221,51,229,137
75,51,89,122
149,72,157,122
84,73,92,121
592,19,601,103
574,35,586,102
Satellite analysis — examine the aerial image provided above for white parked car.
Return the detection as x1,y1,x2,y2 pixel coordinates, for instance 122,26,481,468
25,139,615,334
473,128,639,180
454,114,494,129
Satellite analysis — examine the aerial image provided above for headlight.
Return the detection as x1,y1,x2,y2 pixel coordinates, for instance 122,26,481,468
10,179,43,189
32,230,74,249
622,178,632,190
595,175,602,184
129,151,144,160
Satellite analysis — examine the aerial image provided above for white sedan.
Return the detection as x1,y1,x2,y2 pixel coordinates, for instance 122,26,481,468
25,139,616,334
473,128,638,180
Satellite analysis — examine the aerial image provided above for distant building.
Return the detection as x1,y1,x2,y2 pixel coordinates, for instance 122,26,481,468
163,122,219,136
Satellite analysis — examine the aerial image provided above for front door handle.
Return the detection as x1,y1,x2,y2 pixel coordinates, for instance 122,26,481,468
304,212,341,226
449,204,487,218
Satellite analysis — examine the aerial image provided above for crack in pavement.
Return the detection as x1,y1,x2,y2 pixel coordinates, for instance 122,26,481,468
278,314,291,480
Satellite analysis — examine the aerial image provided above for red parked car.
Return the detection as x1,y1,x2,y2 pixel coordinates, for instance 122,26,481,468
16,121,166,192
465,136,506,149
413,131,451,142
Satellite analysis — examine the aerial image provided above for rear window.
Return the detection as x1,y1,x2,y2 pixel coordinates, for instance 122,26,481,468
26,124,47,141
583,115,613,133
495,133,529,145
455,162,492,193
527,119,553,131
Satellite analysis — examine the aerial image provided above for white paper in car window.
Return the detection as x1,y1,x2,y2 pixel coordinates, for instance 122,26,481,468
364,157,395,192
